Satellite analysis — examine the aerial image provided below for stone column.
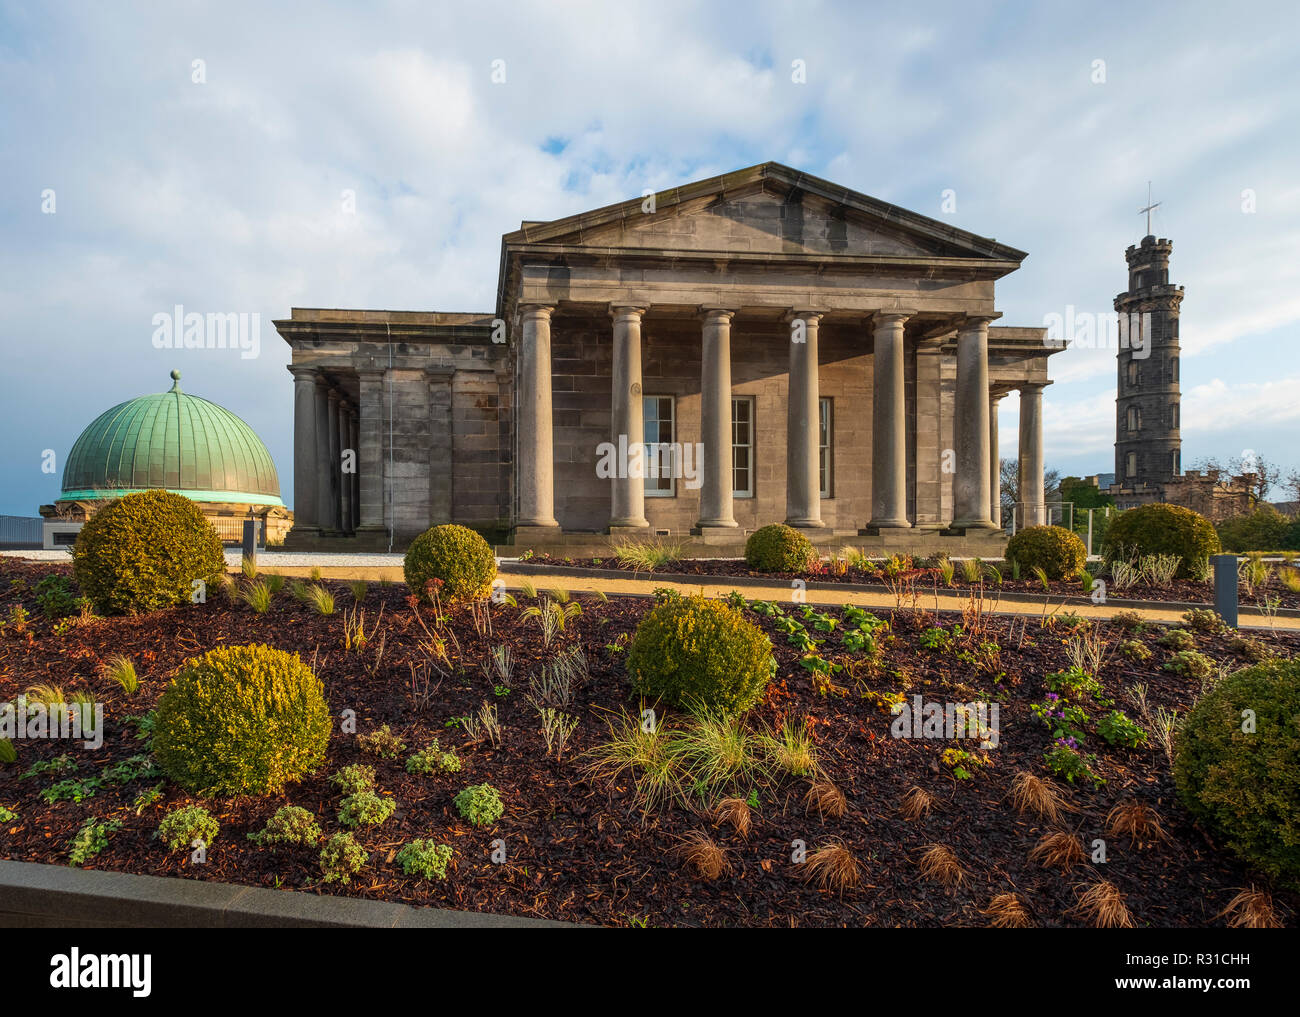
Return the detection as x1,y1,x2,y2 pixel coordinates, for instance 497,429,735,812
337,397,353,534
1018,383,1046,527
990,392,1005,528
696,308,737,529
868,311,912,529
357,369,386,533
427,368,454,525
785,310,823,528
517,305,559,529
349,411,360,531
314,377,335,532
951,316,996,529
327,388,344,532
289,366,319,531
610,305,649,530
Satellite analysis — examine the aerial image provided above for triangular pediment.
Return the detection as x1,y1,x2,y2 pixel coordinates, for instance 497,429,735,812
506,163,1025,264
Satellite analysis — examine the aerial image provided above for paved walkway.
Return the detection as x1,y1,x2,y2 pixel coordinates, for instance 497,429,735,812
5,549,1294,631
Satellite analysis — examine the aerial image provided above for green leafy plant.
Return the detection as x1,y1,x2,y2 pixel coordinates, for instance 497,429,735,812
247,805,322,847
0,804,17,823
41,777,103,804
1158,628,1196,651
1103,503,1220,578
319,831,368,884
68,817,122,866
1164,649,1216,681
1119,639,1152,662
358,724,406,759
395,839,454,880
454,783,505,827
330,763,377,796
157,804,219,851
406,743,461,775
744,523,816,572
34,574,78,619
1174,658,1300,888
627,595,775,714
1182,607,1228,634
1098,710,1148,748
338,789,395,828
153,643,331,796
71,489,225,615
404,523,497,603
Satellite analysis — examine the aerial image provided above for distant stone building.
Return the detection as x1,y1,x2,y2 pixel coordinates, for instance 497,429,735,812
39,370,292,547
278,162,1066,554
1107,233,1251,519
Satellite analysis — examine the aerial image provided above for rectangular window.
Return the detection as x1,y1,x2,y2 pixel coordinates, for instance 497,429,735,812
732,397,754,498
819,398,832,498
1126,451,1137,478
643,395,675,497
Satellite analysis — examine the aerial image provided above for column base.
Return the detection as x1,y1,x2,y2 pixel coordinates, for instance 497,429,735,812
787,523,835,542
512,523,562,541
608,522,651,537
860,520,912,534
942,520,999,535
691,520,739,533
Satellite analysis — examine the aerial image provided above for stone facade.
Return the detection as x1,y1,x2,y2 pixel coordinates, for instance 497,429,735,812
277,163,1065,554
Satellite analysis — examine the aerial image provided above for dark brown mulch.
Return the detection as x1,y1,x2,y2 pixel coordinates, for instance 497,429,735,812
532,553,1300,610
0,557,1295,928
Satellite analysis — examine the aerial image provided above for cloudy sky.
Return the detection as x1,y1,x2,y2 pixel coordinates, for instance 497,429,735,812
2,0,1298,517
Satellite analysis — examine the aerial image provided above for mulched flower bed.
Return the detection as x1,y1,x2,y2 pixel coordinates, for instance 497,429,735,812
0,556,1295,927
528,553,1300,610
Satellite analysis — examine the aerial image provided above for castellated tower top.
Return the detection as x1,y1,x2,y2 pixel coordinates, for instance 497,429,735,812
1123,235,1176,293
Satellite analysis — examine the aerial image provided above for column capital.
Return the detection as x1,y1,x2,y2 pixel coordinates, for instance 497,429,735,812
287,364,319,380
698,305,737,322
958,313,999,331
519,304,554,321
327,387,341,404
1017,380,1048,393
785,308,825,323
871,309,916,326
609,303,648,320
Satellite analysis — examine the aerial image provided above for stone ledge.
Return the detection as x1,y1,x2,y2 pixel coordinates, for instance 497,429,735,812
0,861,575,929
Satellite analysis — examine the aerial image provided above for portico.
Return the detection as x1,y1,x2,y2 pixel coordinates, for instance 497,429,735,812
277,162,1063,555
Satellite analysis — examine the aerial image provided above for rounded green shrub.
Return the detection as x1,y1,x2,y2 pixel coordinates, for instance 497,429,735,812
1216,506,1292,553
154,644,331,796
1174,658,1300,888
157,804,219,852
403,523,497,604
1005,525,1088,580
71,489,225,615
627,595,775,714
1102,502,1220,578
745,523,817,572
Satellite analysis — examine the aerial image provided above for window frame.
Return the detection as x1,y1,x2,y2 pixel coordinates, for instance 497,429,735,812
643,395,676,498
819,397,833,498
731,395,755,499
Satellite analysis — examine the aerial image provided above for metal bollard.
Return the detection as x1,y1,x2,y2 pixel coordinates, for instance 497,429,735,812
242,519,257,566
1211,554,1239,628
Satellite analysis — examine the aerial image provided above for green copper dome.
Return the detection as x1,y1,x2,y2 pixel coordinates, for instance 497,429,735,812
59,370,284,507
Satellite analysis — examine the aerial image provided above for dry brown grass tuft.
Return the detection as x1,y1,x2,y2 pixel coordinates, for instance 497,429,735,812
899,785,934,822
1008,771,1070,824
981,892,1033,928
797,840,860,892
1105,801,1167,844
672,831,733,881
1217,887,1283,929
804,779,848,820
1028,831,1086,872
1071,880,1134,928
917,844,965,886
713,797,752,838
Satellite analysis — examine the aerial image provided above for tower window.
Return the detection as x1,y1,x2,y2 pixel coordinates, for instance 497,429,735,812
1171,451,1180,475
1172,404,1179,428
1126,451,1137,478
1127,406,1141,432
1170,357,1179,383
1126,362,1139,387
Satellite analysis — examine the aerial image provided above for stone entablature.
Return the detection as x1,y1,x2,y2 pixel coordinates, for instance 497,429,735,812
278,163,1066,551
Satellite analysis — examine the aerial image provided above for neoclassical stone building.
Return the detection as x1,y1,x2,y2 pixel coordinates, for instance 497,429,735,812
277,163,1063,553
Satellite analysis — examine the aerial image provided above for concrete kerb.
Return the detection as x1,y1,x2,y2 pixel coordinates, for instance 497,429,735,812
500,562,1300,631
0,860,575,928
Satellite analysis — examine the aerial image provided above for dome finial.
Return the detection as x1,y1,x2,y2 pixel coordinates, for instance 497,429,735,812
169,369,181,392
